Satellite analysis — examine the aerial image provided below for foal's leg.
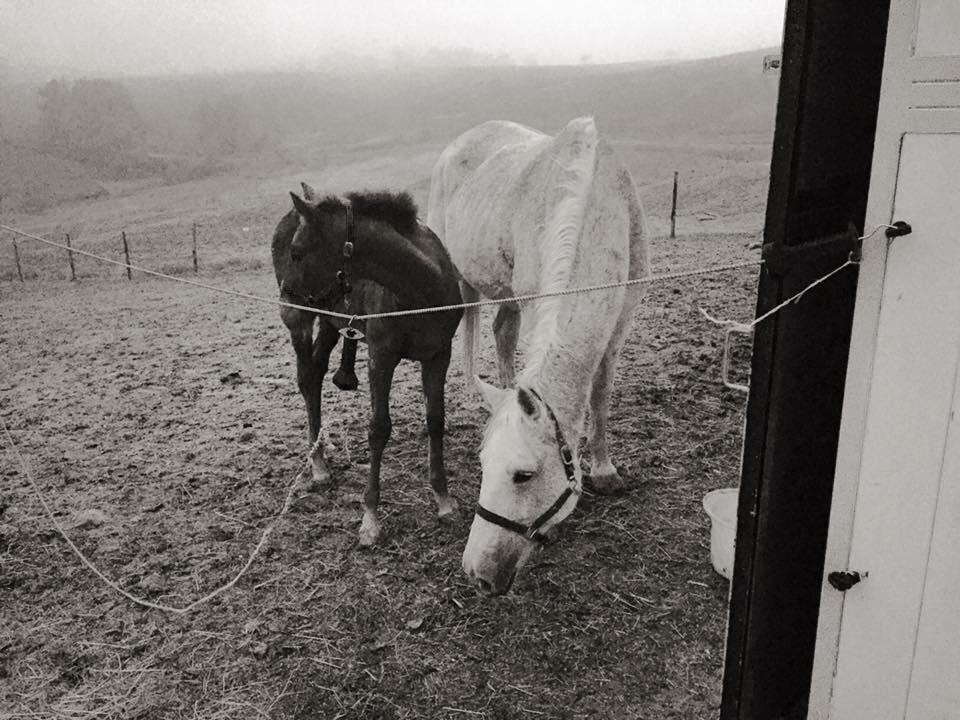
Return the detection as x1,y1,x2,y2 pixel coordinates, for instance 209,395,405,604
492,304,520,388
586,304,637,494
332,337,359,391
359,348,400,546
283,309,336,483
308,322,341,482
421,344,457,518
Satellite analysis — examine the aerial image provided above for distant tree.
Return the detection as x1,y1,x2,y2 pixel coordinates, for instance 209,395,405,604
36,78,145,170
193,92,247,155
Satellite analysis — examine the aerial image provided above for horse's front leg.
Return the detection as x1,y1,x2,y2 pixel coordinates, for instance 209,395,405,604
284,310,323,479
421,345,457,519
283,306,339,484
586,308,635,494
359,348,400,546
492,305,520,388
304,321,341,482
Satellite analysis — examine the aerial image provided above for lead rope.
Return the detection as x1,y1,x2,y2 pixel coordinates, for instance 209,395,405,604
1,415,321,615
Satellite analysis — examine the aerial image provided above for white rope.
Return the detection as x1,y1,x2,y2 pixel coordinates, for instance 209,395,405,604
1,414,321,615
2,222,761,321
699,258,858,331
698,224,897,330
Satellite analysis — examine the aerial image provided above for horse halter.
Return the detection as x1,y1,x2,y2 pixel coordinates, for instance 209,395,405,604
284,199,355,309
474,388,582,543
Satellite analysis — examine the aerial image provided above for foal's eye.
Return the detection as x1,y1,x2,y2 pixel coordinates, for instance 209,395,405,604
512,470,535,484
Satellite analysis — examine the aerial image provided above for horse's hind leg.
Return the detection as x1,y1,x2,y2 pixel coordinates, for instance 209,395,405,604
459,283,480,383
493,304,520,388
359,348,400,546
422,345,457,519
332,337,359,391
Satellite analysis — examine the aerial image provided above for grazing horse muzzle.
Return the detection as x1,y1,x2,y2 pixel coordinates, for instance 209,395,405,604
464,387,582,595
462,525,527,596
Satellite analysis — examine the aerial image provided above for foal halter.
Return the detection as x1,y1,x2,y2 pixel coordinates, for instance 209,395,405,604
474,388,582,543
284,199,356,310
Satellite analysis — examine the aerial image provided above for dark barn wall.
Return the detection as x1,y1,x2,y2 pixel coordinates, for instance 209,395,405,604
721,2,891,719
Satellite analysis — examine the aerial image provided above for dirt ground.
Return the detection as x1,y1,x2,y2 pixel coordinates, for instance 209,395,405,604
1,213,759,717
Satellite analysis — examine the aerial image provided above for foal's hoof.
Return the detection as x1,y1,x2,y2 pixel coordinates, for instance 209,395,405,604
436,494,459,520
585,469,626,495
332,368,359,391
308,456,333,489
358,511,381,547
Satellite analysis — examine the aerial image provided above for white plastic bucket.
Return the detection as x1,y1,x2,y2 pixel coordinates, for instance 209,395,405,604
702,488,738,580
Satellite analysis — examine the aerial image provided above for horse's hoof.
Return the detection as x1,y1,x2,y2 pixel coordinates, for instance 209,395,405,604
436,494,459,520
358,511,381,547
585,469,626,495
308,458,333,488
332,369,359,391
304,448,333,490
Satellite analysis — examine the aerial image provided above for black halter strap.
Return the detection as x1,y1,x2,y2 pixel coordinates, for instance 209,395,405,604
474,388,581,543
284,199,355,307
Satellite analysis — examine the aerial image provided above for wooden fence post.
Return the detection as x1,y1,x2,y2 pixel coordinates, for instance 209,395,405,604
121,231,132,280
670,170,679,239
13,239,24,282
65,232,77,281
192,223,198,274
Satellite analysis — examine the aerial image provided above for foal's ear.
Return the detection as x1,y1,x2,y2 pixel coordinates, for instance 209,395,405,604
300,182,318,201
476,376,509,411
516,387,542,420
290,192,313,218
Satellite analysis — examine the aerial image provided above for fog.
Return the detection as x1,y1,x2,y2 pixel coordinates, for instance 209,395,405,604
1,0,784,77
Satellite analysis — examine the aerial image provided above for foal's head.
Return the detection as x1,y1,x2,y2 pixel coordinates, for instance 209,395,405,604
462,379,583,595
284,187,352,298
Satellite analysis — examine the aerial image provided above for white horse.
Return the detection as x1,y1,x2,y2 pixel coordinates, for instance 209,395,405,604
427,117,650,594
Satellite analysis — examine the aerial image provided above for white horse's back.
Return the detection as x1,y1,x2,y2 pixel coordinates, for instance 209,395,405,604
428,117,648,384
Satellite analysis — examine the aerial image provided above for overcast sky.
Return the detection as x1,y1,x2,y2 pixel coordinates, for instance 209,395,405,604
1,0,785,76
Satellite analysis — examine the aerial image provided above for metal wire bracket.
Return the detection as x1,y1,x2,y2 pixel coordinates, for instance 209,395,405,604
722,323,753,394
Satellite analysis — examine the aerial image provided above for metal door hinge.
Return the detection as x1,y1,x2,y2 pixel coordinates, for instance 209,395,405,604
827,570,868,591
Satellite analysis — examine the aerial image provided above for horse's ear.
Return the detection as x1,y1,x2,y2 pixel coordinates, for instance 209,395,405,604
516,387,541,420
300,182,317,201
290,191,312,218
476,376,509,411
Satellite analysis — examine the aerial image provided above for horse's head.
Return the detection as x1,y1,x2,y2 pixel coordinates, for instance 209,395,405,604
282,184,352,302
462,378,583,595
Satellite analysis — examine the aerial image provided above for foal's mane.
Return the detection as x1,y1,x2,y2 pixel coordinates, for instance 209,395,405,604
316,191,419,238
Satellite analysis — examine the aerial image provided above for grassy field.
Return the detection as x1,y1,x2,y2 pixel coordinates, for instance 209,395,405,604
1,51,772,719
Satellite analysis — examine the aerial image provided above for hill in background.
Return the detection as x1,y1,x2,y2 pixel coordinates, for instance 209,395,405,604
0,47,778,215
0,141,107,213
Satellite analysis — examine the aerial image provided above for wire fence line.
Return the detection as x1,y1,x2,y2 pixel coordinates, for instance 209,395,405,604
1,220,265,283
2,222,764,321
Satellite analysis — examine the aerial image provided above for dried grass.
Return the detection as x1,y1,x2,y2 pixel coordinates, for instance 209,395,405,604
1,231,756,718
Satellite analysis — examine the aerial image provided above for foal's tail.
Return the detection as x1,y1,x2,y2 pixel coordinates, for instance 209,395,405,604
459,283,481,391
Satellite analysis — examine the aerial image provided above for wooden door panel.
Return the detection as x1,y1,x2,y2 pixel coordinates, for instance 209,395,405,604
831,133,960,719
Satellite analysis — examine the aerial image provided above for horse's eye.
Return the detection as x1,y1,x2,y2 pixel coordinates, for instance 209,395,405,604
513,470,535,484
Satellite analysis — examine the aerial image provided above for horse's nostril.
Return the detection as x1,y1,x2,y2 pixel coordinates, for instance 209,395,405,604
290,250,304,262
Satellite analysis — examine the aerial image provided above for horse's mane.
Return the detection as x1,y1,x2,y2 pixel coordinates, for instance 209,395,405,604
316,191,419,238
